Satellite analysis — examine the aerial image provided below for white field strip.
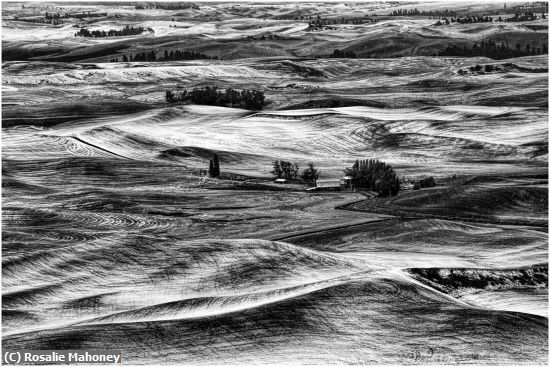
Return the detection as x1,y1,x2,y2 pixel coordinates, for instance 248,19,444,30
458,289,548,317
9,104,544,163
3,64,272,85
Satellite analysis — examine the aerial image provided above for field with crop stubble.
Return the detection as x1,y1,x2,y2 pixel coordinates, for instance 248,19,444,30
2,1,548,365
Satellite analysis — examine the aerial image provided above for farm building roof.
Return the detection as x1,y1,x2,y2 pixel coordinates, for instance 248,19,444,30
316,179,341,188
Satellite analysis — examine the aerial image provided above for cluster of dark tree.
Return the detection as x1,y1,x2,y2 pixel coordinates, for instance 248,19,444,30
113,51,157,62
344,159,399,197
389,8,457,17
439,39,546,59
306,16,336,31
458,63,547,75
504,12,544,22
13,17,64,24
45,11,107,19
347,18,374,24
306,14,374,31
301,162,320,183
415,177,436,190
15,11,107,23
453,15,494,23
330,49,357,58
73,11,108,19
208,154,220,177
436,13,545,25
111,49,217,62
435,16,495,26
161,49,217,60
166,87,266,110
75,26,148,38
270,161,320,182
434,19,449,26
297,14,373,24
246,33,285,40
460,64,501,75
271,161,300,180
135,3,199,10
509,3,548,13
44,11,65,19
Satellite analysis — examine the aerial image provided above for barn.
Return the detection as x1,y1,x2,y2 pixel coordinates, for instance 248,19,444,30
314,179,341,191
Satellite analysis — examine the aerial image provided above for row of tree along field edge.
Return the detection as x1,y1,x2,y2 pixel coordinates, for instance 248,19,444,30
111,50,218,63
75,26,151,38
271,161,320,183
166,87,266,110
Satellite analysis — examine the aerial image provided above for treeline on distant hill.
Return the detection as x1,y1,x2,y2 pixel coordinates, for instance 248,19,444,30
439,39,546,59
388,8,457,17
246,33,286,41
46,11,107,19
306,16,336,31
300,14,373,24
504,12,545,21
458,62,548,75
306,14,375,31
452,15,495,24
276,12,375,22
13,11,106,23
166,87,266,110
345,159,400,197
388,8,546,21
135,3,199,10
435,13,545,25
110,49,217,62
509,3,548,13
330,49,357,58
13,17,64,24
75,26,149,38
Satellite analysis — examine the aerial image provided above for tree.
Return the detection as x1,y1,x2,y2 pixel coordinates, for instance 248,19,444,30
208,160,215,177
166,90,175,103
164,87,265,110
344,158,399,197
271,160,282,178
280,161,292,179
301,162,319,183
209,154,220,177
213,154,220,177
291,163,299,179
419,176,436,188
